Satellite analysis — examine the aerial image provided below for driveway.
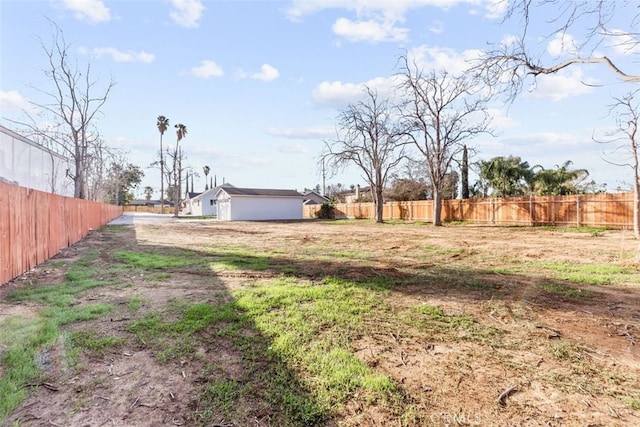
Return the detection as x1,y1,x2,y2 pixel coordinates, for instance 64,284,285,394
108,212,177,226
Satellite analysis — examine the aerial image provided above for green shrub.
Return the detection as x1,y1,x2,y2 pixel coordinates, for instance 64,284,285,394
315,203,335,219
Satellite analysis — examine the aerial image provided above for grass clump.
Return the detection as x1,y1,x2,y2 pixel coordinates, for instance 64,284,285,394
537,261,633,285
69,329,125,355
0,252,117,424
116,250,207,270
542,283,598,299
0,316,55,421
549,340,584,363
408,303,503,344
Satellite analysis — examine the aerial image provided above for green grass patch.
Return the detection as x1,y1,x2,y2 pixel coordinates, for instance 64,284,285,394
129,277,402,425
542,283,598,299
549,340,584,363
234,277,399,411
104,224,130,233
420,245,465,258
537,261,633,285
208,250,270,271
623,396,640,410
0,315,57,422
198,379,241,418
0,251,117,425
128,297,144,312
69,329,125,355
408,303,503,344
536,225,611,235
116,250,207,270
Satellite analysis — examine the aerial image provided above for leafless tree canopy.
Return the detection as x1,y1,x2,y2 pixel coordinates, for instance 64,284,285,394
7,20,116,199
595,90,640,238
32,21,116,199
323,86,408,223
477,0,640,100
398,54,492,225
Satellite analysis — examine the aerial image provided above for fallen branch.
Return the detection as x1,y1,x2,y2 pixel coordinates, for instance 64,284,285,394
497,385,517,406
130,397,140,409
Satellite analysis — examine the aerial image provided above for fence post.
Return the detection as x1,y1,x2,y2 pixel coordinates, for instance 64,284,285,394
529,195,534,226
576,195,581,228
490,198,495,225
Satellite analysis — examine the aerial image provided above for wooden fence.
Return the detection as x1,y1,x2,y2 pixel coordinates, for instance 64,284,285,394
123,205,166,214
303,193,636,229
0,182,122,286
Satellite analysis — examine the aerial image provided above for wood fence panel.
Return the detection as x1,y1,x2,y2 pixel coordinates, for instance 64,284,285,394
0,182,123,286
0,183,9,283
302,193,635,229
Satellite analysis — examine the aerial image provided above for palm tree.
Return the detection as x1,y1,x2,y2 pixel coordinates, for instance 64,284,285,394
480,156,531,197
534,161,589,195
203,165,210,190
157,115,170,213
173,123,188,217
143,186,153,201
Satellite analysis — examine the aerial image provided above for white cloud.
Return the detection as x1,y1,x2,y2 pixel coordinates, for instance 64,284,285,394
429,20,444,34
252,64,280,82
190,60,224,79
275,142,309,154
487,107,518,129
312,76,400,107
608,29,640,55
266,126,335,139
547,33,579,57
484,0,508,19
0,90,34,114
237,64,280,82
79,47,154,63
332,17,408,43
170,0,205,29
285,0,481,43
408,45,483,75
60,0,110,23
524,68,596,101
285,0,476,22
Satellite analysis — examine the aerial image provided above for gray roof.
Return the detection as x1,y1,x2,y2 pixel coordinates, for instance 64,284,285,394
218,187,303,198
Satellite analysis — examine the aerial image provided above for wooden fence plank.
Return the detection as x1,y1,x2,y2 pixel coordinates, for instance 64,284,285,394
303,193,635,229
0,182,122,286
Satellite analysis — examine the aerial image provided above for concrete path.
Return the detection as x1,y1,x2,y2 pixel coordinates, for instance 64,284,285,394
108,212,177,226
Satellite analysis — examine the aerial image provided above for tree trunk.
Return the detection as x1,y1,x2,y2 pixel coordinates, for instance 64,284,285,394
433,186,443,226
174,153,181,217
160,136,164,214
634,175,640,240
375,187,384,223
461,145,469,199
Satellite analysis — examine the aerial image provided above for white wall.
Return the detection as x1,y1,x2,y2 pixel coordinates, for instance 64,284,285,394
185,190,218,216
219,195,303,221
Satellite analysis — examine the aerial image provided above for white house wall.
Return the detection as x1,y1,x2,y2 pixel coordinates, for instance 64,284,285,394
186,191,218,216
225,196,302,221
199,192,217,216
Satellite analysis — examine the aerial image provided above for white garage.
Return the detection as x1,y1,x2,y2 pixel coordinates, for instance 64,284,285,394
215,187,304,221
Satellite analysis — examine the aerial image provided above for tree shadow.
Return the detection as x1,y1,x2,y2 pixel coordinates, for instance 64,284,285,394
7,219,638,426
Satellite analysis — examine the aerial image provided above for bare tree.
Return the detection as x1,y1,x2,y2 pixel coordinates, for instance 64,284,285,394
157,116,170,213
171,123,188,217
477,1,640,100
595,91,640,238
323,86,408,223
203,165,211,190
398,55,492,226
26,21,115,199
478,1,640,236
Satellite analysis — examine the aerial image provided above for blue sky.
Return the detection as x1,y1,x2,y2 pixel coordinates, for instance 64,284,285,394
1,0,637,197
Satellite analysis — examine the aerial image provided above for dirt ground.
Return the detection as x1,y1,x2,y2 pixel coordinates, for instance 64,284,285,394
2,216,640,426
